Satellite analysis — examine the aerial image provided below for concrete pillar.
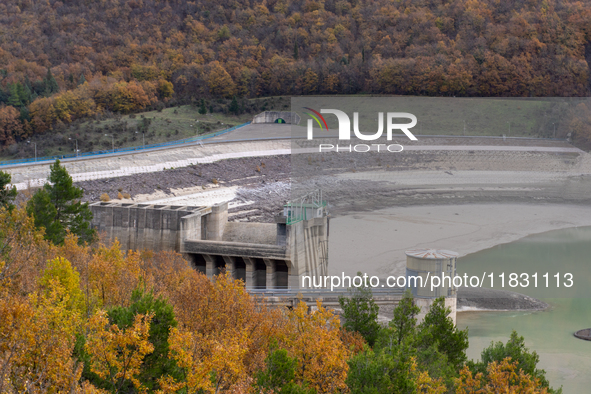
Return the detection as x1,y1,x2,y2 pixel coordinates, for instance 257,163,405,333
287,262,299,289
203,254,215,278
222,256,236,279
205,202,228,241
263,259,276,289
244,257,255,289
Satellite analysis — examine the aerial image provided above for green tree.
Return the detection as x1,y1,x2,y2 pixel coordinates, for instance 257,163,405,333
229,95,239,115
7,83,22,107
43,68,59,96
294,41,299,60
198,99,207,115
77,287,181,392
338,276,381,346
389,290,420,347
468,330,562,393
417,297,468,371
26,159,95,245
108,287,181,391
0,171,17,211
255,347,315,394
346,345,416,394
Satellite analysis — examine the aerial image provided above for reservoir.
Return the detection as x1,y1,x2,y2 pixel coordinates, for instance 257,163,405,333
456,226,591,393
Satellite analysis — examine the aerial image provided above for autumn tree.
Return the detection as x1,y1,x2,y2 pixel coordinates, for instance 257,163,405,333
284,300,349,393
0,105,24,146
27,159,96,245
456,358,549,393
0,207,48,293
106,287,181,391
84,310,154,393
85,241,143,310
38,257,86,315
467,330,561,393
108,81,157,114
207,62,236,98
0,270,83,392
158,272,281,392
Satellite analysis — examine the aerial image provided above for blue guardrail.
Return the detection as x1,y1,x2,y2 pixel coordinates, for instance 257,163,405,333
0,121,251,167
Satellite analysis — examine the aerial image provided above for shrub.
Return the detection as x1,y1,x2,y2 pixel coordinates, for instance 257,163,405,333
117,192,123,199
100,193,110,202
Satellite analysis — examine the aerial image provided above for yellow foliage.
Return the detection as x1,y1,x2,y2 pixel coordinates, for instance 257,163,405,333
0,207,49,294
86,241,142,309
162,327,251,393
85,310,154,392
207,61,236,98
284,300,349,393
158,272,281,392
39,256,86,315
29,97,57,133
0,280,82,392
415,369,447,394
455,357,549,393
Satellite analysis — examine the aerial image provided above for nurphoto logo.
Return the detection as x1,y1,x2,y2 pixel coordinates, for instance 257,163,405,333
303,108,418,153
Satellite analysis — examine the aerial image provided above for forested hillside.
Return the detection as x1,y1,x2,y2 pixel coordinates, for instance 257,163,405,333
1,0,591,146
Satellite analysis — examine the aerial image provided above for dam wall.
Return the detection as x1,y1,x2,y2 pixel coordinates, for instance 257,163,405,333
90,199,329,290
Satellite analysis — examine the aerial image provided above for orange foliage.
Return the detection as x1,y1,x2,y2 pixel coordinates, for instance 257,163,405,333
455,358,549,393
282,300,350,393
0,106,23,146
85,310,154,392
0,207,50,294
159,272,281,392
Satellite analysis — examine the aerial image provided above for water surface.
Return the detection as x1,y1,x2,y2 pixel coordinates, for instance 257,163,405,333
457,226,591,393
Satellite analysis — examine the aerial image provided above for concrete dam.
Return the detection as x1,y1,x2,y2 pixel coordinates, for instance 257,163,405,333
89,191,329,290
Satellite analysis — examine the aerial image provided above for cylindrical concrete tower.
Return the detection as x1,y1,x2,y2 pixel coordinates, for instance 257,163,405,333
405,248,459,324
405,249,458,298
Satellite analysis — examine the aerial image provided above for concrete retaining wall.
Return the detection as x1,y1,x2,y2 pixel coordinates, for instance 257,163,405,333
90,201,328,290
252,111,301,124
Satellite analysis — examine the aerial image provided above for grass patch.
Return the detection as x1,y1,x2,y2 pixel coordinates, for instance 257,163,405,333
1,96,291,160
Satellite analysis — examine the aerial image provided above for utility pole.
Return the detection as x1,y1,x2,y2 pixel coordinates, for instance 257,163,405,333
69,138,78,157
135,131,145,149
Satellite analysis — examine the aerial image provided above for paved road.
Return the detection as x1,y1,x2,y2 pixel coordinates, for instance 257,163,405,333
5,122,587,190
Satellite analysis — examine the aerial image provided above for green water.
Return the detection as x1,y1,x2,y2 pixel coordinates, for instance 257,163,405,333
456,226,591,393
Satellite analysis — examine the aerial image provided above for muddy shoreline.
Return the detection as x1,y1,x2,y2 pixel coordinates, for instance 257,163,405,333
75,148,591,312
